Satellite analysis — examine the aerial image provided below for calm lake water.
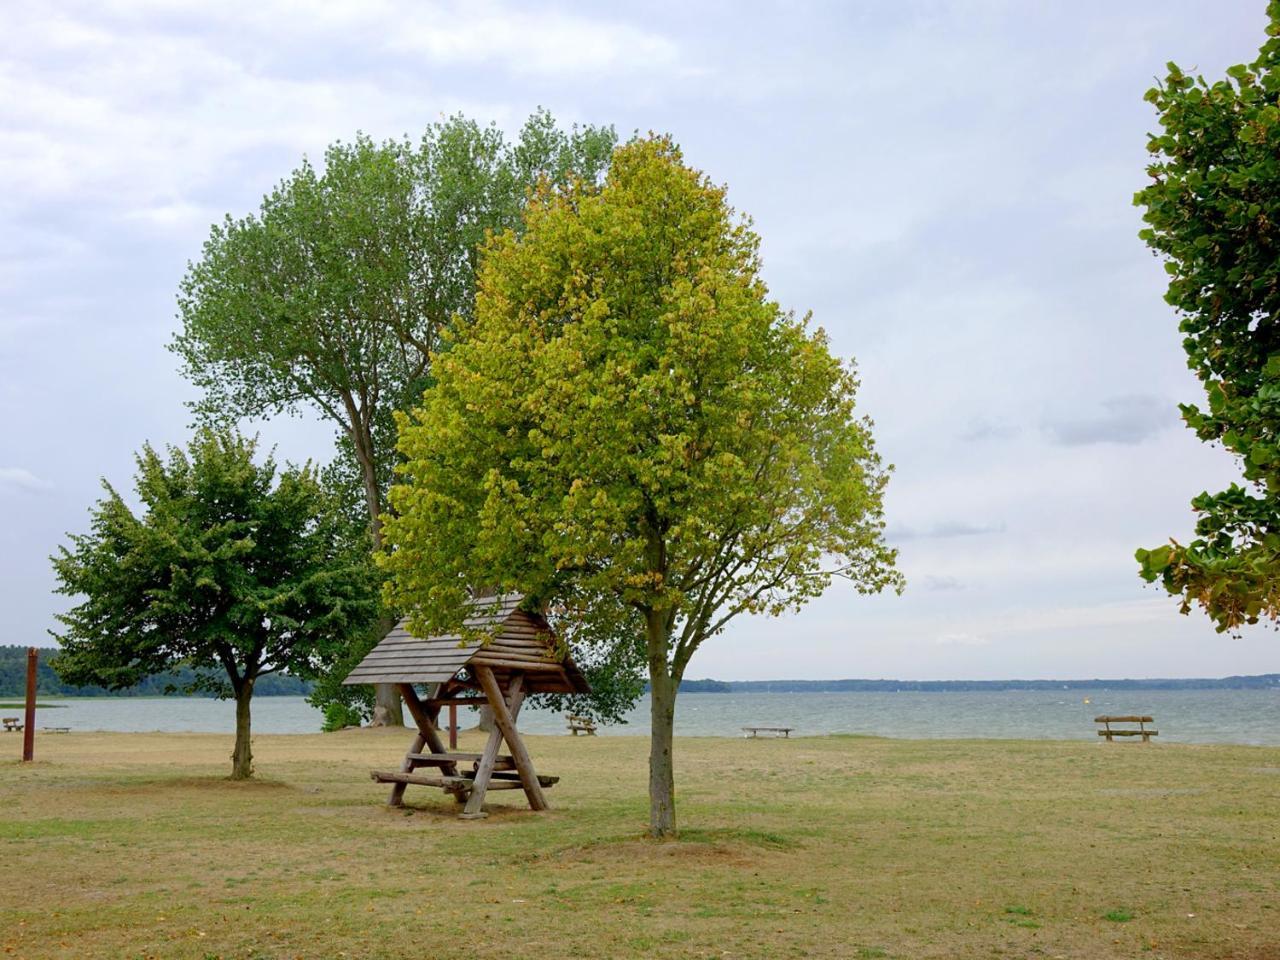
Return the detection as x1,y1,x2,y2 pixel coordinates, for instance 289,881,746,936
14,688,1280,745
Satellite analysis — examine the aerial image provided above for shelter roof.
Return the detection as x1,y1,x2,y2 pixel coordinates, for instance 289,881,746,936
342,593,589,695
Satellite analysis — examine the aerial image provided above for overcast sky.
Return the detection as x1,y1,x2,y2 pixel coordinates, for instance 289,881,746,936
2,1,1274,681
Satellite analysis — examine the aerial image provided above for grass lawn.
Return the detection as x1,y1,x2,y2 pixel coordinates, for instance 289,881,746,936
1,728,1277,959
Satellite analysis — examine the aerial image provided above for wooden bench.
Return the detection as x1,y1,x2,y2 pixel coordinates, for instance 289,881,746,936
2,717,22,733
743,726,793,739
371,769,559,800
1095,715,1158,742
566,714,597,736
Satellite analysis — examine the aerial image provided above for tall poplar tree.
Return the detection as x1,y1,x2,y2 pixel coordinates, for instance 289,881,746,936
174,111,615,722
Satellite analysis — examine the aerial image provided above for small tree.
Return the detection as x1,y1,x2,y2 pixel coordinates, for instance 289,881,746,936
382,137,902,836
1135,4,1280,631
173,111,616,724
51,430,378,779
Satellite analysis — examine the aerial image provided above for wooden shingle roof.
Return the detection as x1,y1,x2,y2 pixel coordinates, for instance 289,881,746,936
342,593,590,695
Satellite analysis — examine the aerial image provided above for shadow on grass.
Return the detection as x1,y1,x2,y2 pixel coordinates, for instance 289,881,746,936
84,774,299,795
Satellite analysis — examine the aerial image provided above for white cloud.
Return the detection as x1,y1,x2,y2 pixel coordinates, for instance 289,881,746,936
0,468,50,494
935,632,989,647
387,5,684,76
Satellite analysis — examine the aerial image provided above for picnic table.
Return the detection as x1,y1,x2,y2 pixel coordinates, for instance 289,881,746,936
742,726,793,738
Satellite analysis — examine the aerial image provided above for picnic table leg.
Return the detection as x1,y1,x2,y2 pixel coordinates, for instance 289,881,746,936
476,667,547,812
388,731,427,807
461,674,527,819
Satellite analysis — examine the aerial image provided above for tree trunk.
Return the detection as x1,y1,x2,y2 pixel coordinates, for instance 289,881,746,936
351,427,405,728
648,667,677,837
231,678,254,780
476,704,496,733
645,608,677,838
373,682,404,726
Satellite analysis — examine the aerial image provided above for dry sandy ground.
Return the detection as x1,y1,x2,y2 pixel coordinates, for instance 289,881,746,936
1,727,1277,959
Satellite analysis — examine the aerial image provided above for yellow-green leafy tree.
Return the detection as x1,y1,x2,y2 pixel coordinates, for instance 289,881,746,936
382,137,902,836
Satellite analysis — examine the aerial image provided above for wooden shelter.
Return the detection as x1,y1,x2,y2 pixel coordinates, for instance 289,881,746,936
343,593,589,818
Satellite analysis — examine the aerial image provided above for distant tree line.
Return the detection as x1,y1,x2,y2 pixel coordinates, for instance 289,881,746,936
0,646,311,699
677,675,1280,693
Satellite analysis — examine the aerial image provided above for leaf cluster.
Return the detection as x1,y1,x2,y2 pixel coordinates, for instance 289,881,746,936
1135,4,1280,631
172,110,616,527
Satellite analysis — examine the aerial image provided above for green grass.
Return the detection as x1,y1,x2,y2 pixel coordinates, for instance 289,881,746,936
0,729,1276,958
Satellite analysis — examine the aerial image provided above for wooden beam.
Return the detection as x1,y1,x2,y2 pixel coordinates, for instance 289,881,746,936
475,665,548,812
462,673,525,819
372,771,523,791
388,731,427,807
471,658,563,672
397,683,457,778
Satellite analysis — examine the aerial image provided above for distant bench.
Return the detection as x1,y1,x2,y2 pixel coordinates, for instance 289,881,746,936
566,714,597,736
2,717,21,733
1095,715,1158,743
743,726,793,739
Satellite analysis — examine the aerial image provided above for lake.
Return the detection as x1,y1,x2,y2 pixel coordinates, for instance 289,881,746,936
14,688,1280,745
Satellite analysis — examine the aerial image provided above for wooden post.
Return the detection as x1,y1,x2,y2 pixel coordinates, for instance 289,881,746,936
397,684,456,775
449,703,458,750
22,647,37,762
462,673,525,819
475,666,548,811
388,732,427,807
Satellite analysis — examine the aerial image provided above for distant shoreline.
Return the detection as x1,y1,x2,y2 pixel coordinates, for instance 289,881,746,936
678,674,1280,693
6,674,1276,699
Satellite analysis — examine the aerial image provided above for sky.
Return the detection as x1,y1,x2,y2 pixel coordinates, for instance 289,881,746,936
2,0,1275,681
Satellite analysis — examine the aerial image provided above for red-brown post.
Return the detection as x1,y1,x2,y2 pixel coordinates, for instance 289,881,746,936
449,704,458,749
22,647,37,762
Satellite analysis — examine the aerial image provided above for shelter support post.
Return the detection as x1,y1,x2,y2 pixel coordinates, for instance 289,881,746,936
388,731,426,807
393,683,458,806
475,666,548,811
461,673,527,818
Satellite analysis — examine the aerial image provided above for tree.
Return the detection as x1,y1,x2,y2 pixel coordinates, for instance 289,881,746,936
51,430,379,779
1134,4,1280,632
381,137,902,836
173,111,616,724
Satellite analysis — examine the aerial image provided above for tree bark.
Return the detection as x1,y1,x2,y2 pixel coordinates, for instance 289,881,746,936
351,426,405,728
646,610,677,838
373,681,404,726
231,678,254,780
475,704,497,733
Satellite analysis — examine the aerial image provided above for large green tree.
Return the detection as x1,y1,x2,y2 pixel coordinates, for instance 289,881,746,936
382,137,902,836
51,430,378,779
1135,4,1280,631
173,110,615,724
